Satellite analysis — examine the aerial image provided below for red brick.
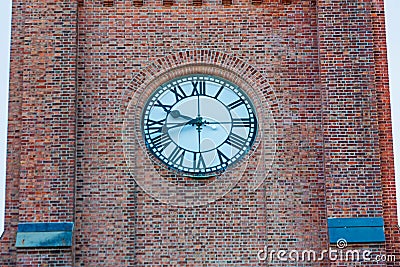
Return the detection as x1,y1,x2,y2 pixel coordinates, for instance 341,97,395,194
1,0,397,266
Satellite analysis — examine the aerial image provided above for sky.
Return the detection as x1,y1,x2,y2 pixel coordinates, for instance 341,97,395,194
0,1,399,236
385,0,400,224
0,0,11,236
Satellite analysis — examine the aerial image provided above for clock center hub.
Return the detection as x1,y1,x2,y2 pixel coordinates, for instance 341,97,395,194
166,96,231,153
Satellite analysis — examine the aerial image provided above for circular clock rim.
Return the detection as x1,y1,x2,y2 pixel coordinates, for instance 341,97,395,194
140,74,259,177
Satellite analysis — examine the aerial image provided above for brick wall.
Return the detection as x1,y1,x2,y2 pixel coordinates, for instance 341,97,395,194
74,1,326,266
318,0,393,265
371,0,400,265
1,0,78,265
1,0,397,266
0,0,24,265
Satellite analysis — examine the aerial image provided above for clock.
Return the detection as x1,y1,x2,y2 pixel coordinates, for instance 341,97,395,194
141,74,258,177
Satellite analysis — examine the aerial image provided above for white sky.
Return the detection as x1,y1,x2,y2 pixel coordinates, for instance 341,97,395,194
0,1,399,236
385,0,400,225
0,0,11,236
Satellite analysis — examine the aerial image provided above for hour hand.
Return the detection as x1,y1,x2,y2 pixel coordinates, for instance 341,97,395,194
170,110,193,121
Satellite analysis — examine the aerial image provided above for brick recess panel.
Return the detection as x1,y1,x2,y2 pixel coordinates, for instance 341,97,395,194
0,0,24,265
1,0,78,266
371,0,400,265
1,0,397,266
319,0,398,265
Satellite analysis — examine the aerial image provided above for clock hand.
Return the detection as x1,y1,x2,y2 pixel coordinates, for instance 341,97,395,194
204,120,253,125
162,119,198,133
204,121,232,125
197,94,200,117
170,110,193,121
197,123,201,152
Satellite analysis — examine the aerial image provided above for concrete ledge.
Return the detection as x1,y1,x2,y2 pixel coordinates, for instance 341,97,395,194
328,217,385,244
16,222,74,248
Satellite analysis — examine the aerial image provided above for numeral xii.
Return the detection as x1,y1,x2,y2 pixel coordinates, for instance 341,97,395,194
191,81,206,96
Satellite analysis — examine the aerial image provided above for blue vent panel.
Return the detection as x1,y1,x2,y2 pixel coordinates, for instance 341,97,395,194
16,222,74,248
328,217,385,244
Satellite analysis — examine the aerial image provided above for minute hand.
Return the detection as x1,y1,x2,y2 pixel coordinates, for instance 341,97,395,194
162,119,197,132
205,121,233,125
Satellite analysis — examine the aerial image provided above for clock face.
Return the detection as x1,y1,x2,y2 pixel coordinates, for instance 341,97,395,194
141,74,258,176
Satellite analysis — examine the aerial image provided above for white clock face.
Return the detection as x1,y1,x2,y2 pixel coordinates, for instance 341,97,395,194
142,75,258,176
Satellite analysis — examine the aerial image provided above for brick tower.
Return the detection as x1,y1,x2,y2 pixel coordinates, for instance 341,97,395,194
1,0,399,266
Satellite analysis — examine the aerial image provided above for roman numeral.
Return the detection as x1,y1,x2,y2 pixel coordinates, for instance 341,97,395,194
169,146,185,166
216,149,229,165
170,84,186,101
232,118,252,128
152,133,172,150
214,85,224,99
227,99,244,109
154,100,172,113
225,133,247,150
146,118,166,134
193,152,206,169
191,81,206,96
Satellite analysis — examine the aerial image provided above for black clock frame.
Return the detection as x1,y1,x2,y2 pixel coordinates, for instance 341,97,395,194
141,74,258,177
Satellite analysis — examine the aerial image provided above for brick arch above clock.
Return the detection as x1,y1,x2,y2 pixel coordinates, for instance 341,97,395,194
121,49,281,120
